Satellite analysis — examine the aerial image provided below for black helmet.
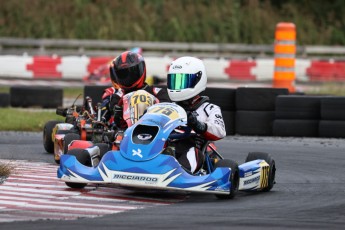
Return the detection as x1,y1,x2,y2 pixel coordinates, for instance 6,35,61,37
109,51,146,91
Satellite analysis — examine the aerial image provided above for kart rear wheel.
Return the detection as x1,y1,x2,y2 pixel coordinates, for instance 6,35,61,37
245,152,276,192
63,133,81,155
64,148,92,189
43,120,61,153
214,159,239,199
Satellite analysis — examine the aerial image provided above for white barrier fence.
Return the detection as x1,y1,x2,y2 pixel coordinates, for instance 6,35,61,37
0,55,319,82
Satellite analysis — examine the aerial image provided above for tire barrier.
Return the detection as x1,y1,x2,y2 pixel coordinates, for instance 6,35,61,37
202,87,236,111
275,95,323,119
83,85,111,107
234,88,288,135
7,84,345,138
201,87,236,135
236,87,288,111
318,97,345,138
320,97,345,120
236,111,275,136
273,119,319,137
273,95,324,137
79,88,344,138
10,86,62,108
0,93,10,107
319,120,345,138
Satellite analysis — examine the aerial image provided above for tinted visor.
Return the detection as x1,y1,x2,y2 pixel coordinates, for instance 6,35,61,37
167,72,201,90
115,62,145,87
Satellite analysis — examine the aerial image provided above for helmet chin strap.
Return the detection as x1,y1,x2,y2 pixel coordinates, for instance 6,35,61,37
178,95,209,111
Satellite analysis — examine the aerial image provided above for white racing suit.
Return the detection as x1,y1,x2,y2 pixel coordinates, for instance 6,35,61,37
173,97,226,173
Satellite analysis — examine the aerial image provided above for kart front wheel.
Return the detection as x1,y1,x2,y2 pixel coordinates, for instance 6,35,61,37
214,159,239,199
43,120,61,153
65,182,87,189
63,133,81,155
245,152,276,192
64,148,92,189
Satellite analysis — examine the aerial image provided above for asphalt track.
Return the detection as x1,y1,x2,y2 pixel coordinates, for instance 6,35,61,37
0,131,344,229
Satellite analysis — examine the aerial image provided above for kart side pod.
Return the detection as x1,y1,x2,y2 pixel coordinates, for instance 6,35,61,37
238,160,270,191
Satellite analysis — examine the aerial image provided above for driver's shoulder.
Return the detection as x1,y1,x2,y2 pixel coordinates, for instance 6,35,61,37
196,102,221,115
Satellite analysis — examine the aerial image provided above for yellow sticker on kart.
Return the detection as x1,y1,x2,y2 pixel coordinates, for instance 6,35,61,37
130,91,154,106
147,106,179,120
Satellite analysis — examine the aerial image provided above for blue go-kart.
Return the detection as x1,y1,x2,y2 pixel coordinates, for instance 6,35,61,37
58,103,276,199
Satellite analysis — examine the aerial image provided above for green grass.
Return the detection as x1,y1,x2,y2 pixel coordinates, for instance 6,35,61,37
63,87,84,99
0,86,10,93
304,83,345,96
0,86,83,98
0,108,64,131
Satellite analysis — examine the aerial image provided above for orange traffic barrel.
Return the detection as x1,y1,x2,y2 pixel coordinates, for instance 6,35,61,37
273,22,296,92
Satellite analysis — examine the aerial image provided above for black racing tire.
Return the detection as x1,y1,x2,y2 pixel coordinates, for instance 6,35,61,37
214,159,239,199
236,87,289,111
84,85,111,107
275,95,324,119
65,148,92,189
0,93,10,107
320,97,345,120
43,120,61,153
235,111,275,136
65,181,87,189
10,86,63,108
63,133,81,155
201,87,237,111
245,152,276,192
273,119,319,137
319,120,345,138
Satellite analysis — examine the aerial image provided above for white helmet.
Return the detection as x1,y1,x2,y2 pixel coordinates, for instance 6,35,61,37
167,56,207,102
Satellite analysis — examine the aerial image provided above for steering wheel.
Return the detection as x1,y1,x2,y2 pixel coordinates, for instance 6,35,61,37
168,126,192,140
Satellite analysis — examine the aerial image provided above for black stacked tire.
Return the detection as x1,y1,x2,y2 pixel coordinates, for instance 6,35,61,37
235,88,288,136
273,95,324,137
273,119,319,137
236,87,289,111
201,88,237,135
202,87,236,111
10,86,63,108
0,93,10,107
84,85,111,107
275,95,324,120
236,111,275,136
319,120,345,138
320,97,345,120
319,97,345,137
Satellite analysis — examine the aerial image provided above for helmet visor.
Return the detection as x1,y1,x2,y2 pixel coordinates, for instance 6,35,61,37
115,62,145,87
167,73,200,90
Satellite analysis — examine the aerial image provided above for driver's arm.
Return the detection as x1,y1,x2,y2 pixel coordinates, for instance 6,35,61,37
201,104,226,141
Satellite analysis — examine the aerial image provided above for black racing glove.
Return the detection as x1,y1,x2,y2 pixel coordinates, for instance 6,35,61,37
114,105,124,128
187,111,207,134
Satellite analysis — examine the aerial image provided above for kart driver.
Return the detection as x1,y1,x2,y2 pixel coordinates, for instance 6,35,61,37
101,51,170,129
167,56,226,174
